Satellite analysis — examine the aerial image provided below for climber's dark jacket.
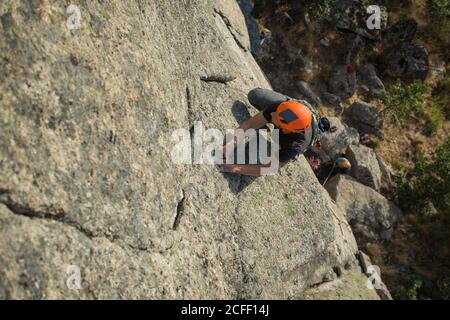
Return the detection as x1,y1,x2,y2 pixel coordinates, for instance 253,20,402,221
248,88,315,163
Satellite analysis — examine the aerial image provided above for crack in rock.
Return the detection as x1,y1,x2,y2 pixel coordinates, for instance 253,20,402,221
186,86,193,128
173,189,186,230
186,86,197,163
214,8,248,52
200,75,236,84
0,193,152,254
0,197,96,239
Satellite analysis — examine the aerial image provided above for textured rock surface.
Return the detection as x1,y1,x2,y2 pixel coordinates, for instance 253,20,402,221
357,64,385,96
383,19,418,44
321,92,342,107
0,0,372,299
328,66,357,100
357,251,393,300
326,175,401,241
215,0,251,52
298,268,380,300
376,154,395,193
346,101,384,138
345,144,382,191
381,42,429,82
320,117,360,163
296,81,321,107
334,0,388,40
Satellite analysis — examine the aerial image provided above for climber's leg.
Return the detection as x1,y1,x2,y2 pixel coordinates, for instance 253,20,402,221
247,88,289,112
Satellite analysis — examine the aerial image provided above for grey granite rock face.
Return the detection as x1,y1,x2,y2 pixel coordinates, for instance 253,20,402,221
0,0,373,299
345,144,382,191
326,175,401,241
298,268,381,300
346,101,384,138
381,42,429,82
296,81,322,107
376,154,395,193
320,117,360,163
357,64,385,96
334,0,388,41
328,66,357,100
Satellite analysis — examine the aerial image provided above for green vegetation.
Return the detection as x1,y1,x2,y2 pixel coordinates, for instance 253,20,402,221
381,77,448,132
381,81,431,126
427,75,449,135
430,0,450,18
426,0,450,51
396,140,450,299
371,139,381,150
393,277,423,300
393,273,450,300
2,110,11,125
439,277,450,299
307,0,340,20
427,105,445,133
432,75,450,118
398,140,450,215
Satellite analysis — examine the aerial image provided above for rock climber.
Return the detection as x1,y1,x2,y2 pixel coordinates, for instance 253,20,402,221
305,150,352,184
221,88,332,176
321,156,352,186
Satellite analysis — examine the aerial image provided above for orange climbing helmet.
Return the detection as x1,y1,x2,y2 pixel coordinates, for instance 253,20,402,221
273,100,313,133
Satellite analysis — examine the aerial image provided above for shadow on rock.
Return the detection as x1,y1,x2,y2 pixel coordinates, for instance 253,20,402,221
220,170,257,194
231,100,252,124
219,100,259,194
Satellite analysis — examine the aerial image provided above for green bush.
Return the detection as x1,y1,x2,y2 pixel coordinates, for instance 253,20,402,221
433,76,450,118
398,140,450,286
393,272,450,300
393,278,423,300
381,81,431,126
430,0,450,18
398,140,450,214
395,140,450,299
438,277,450,299
427,105,445,133
426,2,450,51
307,0,340,20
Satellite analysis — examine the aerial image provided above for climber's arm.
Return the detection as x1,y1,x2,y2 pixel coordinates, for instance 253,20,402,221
239,112,268,131
223,112,268,156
